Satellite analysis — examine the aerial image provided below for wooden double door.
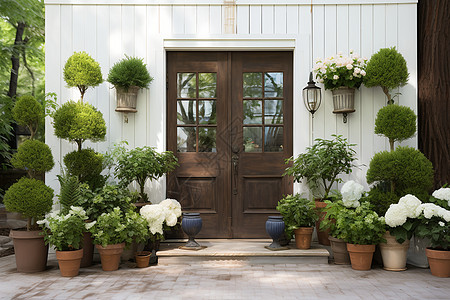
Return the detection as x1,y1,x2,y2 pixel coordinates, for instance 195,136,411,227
167,52,293,238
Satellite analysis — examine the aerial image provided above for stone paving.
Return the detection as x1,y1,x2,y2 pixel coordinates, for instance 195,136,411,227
0,252,448,300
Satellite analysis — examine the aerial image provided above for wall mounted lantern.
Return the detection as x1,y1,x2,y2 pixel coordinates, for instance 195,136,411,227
303,72,322,117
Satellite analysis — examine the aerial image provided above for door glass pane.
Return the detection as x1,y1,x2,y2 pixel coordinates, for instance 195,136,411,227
265,126,284,152
198,100,217,124
177,73,196,98
243,72,262,98
177,100,196,125
177,127,196,152
264,72,283,97
198,127,216,152
198,73,217,98
264,100,283,124
243,127,262,152
243,100,262,124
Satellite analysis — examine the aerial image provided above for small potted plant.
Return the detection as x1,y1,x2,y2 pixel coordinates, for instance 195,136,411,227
276,195,318,250
37,206,95,277
107,55,153,113
364,47,409,104
314,50,367,116
381,194,422,271
3,95,55,273
110,143,178,204
415,187,450,277
337,201,386,271
284,134,357,245
89,207,149,271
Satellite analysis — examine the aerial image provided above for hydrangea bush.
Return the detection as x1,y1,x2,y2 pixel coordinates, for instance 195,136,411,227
313,51,368,90
384,194,422,243
140,199,182,240
341,180,364,208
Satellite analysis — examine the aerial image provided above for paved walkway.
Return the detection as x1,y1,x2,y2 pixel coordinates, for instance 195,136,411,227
0,253,448,300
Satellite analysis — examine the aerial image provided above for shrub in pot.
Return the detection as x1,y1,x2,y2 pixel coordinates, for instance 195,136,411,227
107,55,153,113
63,51,103,102
38,206,94,277
110,143,178,203
89,207,149,271
415,188,450,277
276,195,318,249
364,47,409,104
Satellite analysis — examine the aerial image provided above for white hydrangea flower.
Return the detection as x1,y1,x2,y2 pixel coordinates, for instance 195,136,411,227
398,194,422,218
85,221,96,230
341,180,364,208
140,204,165,235
333,75,339,80
360,70,366,76
420,203,440,219
385,203,408,227
432,187,450,206
439,221,445,227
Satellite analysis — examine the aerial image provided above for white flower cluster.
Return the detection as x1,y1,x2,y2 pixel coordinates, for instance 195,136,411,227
432,187,450,206
385,194,422,227
314,50,367,83
341,180,364,208
418,203,450,222
140,199,182,235
37,206,91,230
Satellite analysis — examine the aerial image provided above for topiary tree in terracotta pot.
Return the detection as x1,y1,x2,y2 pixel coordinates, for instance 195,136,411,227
63,51,103,102
364,47,409,104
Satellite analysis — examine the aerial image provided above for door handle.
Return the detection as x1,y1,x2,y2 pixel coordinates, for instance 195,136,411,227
232,152,239,195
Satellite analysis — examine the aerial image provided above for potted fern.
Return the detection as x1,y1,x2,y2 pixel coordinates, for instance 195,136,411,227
107,55,153,113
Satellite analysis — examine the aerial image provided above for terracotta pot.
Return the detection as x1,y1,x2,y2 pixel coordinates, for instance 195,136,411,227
56,249,83,277
315,200,330,246
294,227,314,250
96,243,125,271
80,231,94,267
9,230,48,273
425,248,450,278
135,251,151,268
329,236,350,265
347,243,375,271
379,231,410,271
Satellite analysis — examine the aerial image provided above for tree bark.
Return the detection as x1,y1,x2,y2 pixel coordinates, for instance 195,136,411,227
7,22,26,99
418,0,450,188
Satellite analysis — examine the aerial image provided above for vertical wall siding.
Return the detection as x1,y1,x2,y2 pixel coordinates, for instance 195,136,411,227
45,3,417,198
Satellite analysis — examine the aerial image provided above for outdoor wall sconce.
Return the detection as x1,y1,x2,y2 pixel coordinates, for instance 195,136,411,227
303,72,322,117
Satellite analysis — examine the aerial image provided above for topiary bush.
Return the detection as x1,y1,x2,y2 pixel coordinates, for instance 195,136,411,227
11,140,54,179
12,95,44,140
366,146,434,196
4,177,54,230
375,104,416,151
63,148,105,190
63,51,103,101
107,55,153,91
364,47,409,104
53,100,106,151
366,187,400,216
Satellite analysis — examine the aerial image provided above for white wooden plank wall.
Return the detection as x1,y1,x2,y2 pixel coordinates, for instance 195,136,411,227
45,2,418,198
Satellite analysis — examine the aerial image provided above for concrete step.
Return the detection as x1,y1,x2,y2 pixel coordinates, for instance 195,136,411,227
158,239,331,265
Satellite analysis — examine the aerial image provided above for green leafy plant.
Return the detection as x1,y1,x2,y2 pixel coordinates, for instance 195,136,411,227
11,139,54,179
375,104,416,151
284,135,357,199
366,146,434,196
320,199,346,239
110,143,178,203
63,51,103,101
107,55,153,91
57,169,82,214
276,194,318,236
63,148,105,190
336,201,386,245
3,177,54,230
38,206,91,251
364,47,409,104
53,101,106,151
12,95,44,140
89,207,149,247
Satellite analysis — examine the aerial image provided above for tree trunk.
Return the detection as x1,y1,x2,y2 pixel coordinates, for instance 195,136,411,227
7,22,26,99
418,0,450,188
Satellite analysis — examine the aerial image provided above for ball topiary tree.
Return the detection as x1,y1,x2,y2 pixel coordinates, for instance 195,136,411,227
375,104,416,151
364,47,409,104
52,100,106,152
4,177,54,230
63,148,105,190
366,146,433,197
63,51,103,102
107,55,153,91
12,95,44,140
11,140,54,179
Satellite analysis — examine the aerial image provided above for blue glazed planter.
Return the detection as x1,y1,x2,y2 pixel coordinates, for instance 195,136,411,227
181,213,202,248
265,216,288,250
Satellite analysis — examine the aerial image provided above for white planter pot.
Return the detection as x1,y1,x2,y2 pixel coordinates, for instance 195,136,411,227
379,231,410,271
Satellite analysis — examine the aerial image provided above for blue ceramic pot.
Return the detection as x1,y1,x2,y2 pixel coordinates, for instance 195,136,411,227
181,213,202,248
266,216,286,250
